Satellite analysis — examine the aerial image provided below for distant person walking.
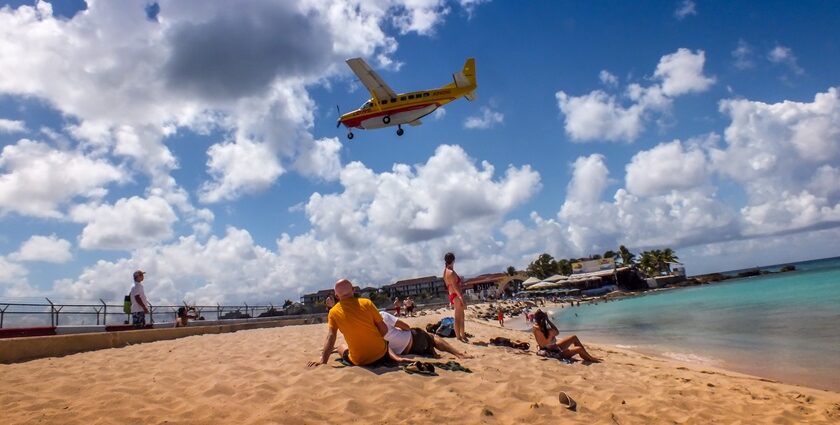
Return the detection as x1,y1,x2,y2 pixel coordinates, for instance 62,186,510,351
405,297,415,316
130,270,150,328
443,252,468,342
497,307,504,327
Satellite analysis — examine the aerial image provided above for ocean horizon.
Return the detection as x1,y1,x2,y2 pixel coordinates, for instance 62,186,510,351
547,256,840,392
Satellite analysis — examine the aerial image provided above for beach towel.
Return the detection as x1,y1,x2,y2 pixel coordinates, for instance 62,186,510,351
537,349,575,364
489,337,529,350
429,361,472,373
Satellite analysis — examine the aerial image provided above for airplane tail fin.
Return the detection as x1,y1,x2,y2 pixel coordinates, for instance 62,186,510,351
452,58,477,101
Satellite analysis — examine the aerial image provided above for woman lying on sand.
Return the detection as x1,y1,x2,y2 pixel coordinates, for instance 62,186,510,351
532,310,601,363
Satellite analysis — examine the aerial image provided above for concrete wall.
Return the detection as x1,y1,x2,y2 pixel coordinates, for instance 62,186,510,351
0,316,322,364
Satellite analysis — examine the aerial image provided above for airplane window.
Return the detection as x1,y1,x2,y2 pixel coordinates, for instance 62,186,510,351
408,95,415,99
400,96,406,101
424,93,429,97
382,100,388,104
391,98,397,103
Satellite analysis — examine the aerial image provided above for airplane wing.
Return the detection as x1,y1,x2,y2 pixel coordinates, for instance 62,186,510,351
346,58,398,101
408,120,422,127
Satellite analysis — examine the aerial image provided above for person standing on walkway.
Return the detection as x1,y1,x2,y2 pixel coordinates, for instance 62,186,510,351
130,270,150,328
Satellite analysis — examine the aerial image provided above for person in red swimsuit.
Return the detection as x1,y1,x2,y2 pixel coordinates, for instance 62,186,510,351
443,252,468,342
393,297,402,317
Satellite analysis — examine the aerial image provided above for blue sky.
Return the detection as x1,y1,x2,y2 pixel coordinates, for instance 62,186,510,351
0,0,838,304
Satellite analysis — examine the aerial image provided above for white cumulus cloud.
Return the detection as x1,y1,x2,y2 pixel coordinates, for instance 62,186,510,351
654,48,716,97
0,118,27,133
712,87,840,235
292,137,343,182
674,0,697,20
732,39,754,70
0,139,126,218
199,139,284,203
464,106,504,129
71,196,178,250
768,45,804,75
10,234,72,263
626,140,710,196
599,70,618,87
557,48,713,142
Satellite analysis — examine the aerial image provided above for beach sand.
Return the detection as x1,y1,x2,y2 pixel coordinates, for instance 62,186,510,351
1,310,839,424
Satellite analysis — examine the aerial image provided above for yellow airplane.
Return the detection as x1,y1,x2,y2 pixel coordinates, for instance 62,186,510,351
337,57,477,139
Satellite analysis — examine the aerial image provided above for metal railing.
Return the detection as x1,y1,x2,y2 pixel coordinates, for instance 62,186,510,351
0,298,305,329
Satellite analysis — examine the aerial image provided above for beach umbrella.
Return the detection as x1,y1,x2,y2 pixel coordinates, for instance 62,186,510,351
522,277,541,287
544,274,568,282
525,281,547,290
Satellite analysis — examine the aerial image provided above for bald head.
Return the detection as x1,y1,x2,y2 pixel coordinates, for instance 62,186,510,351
334,279,354,300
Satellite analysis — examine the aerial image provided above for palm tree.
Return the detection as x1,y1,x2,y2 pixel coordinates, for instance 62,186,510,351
603,250,616,259
557,258,572,275
527,253,559,279
657,248,680,274
638,251,659,277
618,245,636,266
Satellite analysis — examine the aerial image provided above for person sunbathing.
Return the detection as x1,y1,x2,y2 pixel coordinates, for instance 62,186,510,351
380,311,472,359
532,310,601,362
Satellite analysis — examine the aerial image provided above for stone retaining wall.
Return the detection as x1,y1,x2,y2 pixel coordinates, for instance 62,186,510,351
0,316,322,364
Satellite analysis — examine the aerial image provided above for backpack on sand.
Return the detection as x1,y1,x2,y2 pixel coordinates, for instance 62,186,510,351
435,317,456,338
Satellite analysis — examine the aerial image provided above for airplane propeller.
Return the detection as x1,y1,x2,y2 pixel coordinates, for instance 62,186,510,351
335,105,341,128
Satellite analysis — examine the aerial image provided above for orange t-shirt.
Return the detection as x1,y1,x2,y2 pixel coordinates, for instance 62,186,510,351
327,297,387,365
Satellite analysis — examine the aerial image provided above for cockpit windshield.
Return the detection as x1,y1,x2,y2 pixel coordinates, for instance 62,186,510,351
361,100,373,110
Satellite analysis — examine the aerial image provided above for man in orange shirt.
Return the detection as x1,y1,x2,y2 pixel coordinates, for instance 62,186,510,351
308,279,407,367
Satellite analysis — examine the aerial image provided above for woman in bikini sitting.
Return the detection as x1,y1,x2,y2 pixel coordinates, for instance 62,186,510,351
532,309,601,362
443,252,468,342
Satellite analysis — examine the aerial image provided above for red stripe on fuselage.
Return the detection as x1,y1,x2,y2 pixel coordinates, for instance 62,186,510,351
341,100,452,128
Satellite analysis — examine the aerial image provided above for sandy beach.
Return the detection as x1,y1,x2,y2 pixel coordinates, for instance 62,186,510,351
1,309,839,425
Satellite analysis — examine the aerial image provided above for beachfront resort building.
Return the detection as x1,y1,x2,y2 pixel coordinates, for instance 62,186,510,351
381,276,446,299
300,286,361,305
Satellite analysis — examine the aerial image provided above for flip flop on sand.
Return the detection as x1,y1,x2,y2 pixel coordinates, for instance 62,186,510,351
558,391,577,411
402,361,436,376
333,357,353,368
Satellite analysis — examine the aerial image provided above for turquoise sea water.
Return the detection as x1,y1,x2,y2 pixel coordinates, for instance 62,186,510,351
548,257,840,392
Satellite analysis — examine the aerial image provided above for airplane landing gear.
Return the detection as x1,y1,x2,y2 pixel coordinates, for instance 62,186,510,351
347,132,354,140
396,125,404,136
